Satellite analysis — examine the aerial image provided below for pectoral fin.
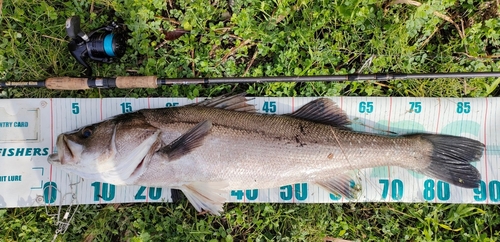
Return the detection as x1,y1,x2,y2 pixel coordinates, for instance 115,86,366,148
181,181,229,215
315,173,362,199
160,120,212,161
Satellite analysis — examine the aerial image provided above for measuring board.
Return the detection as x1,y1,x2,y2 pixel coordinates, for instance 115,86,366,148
0,97,498,208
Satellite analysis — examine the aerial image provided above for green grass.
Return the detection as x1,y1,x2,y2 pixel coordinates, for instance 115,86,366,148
2,0,500,241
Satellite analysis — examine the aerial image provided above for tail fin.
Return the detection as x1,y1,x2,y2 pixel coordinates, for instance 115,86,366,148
418,134,483,188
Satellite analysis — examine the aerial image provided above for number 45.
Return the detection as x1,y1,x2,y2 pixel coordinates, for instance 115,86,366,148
262,101,276,113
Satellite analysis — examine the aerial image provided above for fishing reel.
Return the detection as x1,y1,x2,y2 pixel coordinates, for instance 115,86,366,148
66,16,127,77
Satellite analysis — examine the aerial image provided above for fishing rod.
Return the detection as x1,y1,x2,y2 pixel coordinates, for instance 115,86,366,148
2,72,500,90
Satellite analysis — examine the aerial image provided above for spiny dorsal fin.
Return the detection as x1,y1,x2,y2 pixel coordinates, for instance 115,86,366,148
193,93,257,112
160,120,212,161
315,172,362,200
290,98,351,129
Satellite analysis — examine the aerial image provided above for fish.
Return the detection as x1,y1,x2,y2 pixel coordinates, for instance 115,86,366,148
47,94,484,215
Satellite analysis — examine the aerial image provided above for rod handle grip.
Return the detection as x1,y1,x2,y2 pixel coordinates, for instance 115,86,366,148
45,76,159,90
115,76,157,88
45,77,89,90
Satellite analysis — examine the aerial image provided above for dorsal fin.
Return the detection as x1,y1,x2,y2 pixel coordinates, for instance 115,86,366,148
193,93,257,112
290,98,351,129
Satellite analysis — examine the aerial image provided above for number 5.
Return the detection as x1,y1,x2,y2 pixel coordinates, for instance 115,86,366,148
72,103,80,114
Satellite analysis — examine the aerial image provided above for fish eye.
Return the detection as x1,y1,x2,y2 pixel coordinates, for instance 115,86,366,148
81,127,93,138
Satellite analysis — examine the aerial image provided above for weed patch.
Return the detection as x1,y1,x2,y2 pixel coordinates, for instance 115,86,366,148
1,0,500,241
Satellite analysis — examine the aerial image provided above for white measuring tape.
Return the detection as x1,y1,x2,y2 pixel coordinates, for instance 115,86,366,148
0,97,497,209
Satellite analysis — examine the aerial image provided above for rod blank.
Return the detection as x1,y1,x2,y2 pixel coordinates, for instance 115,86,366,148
2,72,500,90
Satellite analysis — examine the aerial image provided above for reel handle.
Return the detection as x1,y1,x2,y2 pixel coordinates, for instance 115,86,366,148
65,16,88,41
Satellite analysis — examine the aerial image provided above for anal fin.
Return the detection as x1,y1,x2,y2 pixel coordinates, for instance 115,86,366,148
315,172,362,199
181,181,229,215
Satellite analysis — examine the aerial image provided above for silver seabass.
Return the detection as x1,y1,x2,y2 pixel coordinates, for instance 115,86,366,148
48,94,484,215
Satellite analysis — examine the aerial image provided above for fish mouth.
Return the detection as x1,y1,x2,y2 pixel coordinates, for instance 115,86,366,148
47,153,60,164
63,136,75,160
48,135,83,165
47,135,66,165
